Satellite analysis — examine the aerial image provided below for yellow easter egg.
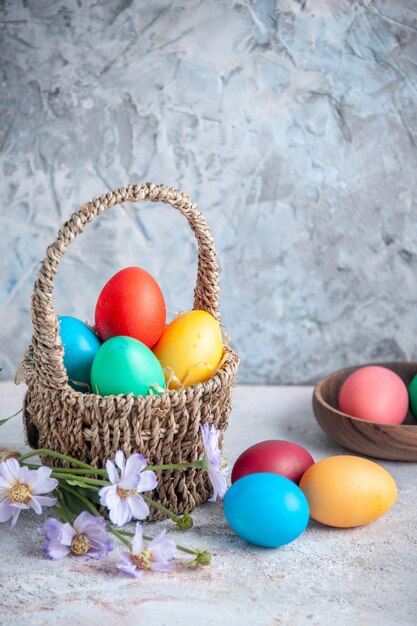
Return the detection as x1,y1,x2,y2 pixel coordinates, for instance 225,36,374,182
299,455,397,528
153,310,223,388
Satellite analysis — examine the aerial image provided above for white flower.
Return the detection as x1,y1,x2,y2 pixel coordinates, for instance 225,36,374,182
99,451,157,526
0,458,58,529
117,524,176,577
200,424,228,502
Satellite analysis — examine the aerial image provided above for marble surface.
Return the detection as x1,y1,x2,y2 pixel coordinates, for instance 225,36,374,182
0,380,416,626
2,1,417,384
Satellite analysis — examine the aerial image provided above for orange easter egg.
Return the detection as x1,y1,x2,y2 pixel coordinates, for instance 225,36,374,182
299,455,397,528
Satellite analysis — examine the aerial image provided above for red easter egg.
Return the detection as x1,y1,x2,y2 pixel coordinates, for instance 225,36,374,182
95,267,166,348
231,440,315,485
338,365,408,425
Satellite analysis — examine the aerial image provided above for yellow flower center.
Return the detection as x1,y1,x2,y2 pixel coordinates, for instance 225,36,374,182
70,534,91,556
10,483,32,504
131,547,153,570
117,487,137,499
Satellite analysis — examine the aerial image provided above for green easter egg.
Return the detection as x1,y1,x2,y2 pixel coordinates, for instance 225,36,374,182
91,336,166,397
409,374,417,422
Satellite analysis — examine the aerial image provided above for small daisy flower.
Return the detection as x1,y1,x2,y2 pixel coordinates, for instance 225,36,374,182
99,451,157,526
117,523,176,578
200,424,228,502
39,512,112,560
0,458,58,529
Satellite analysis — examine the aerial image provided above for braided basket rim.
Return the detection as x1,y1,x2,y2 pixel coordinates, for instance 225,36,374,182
20,344,239,406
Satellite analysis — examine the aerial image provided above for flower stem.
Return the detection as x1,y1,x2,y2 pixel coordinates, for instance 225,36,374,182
173,544,196,556
0,407,22,426
54,474,108,487
141,494,182,523
22,463,108,477
106,523,132,549
146,460,206,471
18,449,95,470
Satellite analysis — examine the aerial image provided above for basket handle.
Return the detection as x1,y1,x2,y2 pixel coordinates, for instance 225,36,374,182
30,183,220,389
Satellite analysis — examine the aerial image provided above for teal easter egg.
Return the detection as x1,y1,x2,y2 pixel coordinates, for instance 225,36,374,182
409,375,417,422
91,336,166,397
223,473,310,548
58,316,101,391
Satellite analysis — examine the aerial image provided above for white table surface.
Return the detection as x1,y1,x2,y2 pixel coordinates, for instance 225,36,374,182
0,381,416,626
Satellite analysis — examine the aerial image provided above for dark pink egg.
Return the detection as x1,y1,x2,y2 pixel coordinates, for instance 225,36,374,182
231,440,315,485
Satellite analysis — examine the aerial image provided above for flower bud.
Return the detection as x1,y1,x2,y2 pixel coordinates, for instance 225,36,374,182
175,510,194,531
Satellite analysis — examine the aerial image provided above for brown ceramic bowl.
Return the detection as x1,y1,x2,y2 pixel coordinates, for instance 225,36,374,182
313,362,417,461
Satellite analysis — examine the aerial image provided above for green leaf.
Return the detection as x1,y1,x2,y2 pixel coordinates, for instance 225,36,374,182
59,484,101,516
65,478,91,487
60,488,89,517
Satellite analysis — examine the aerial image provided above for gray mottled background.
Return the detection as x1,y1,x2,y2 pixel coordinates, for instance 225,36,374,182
1,0,417,384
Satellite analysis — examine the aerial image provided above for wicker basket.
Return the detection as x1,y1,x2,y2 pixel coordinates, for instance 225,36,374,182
18,183,239,520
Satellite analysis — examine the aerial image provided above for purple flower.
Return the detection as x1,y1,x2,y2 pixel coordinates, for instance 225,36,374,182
200,424,228,502
99,451,157,526
117,523,176,578
39,512,112,560
0,458,58,529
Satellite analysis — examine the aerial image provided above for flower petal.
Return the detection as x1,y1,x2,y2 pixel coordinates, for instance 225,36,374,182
200,424,227,501
30,495,57,514
74,511,104,534
150,530,176,564
125,453,147,476
0,459,20,485
26,466,58,494
38,517,63,541
117,551,143,578
114,451,126,473
88,534,113,560
10,502,30,510
208,469,227,502
10,507,21,529
34,495,57,507
150,561,172,572
131,523,144,554
105,460,119,485
99,485,119,508
29,497,42,515
149,528,167,544
109,499,131,527
0,498,13,522
118,472,141,491
60,523,76,546
46,539,71,560
0,477,12,490
127,495,149,521
137,470,157,493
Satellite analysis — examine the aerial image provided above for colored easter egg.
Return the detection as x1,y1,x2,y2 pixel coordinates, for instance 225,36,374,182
299,455,397,528
153,310,223,388
408,375,417,422
223,473,310,548
231,440,314,485
95,267,166,348
338,365,408,425
90,336,166,397
58,316,101,391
